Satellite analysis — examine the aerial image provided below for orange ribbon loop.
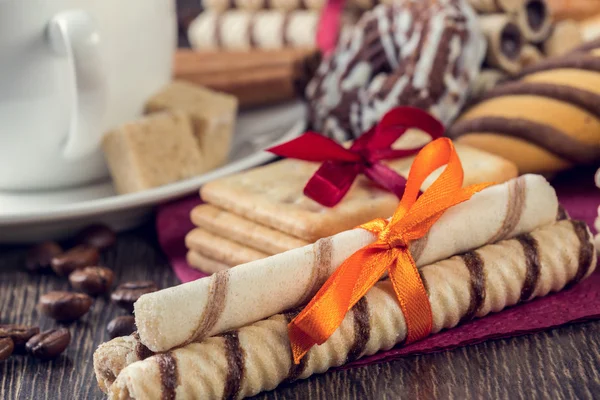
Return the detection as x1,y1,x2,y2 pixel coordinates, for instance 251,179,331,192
288,138,493,364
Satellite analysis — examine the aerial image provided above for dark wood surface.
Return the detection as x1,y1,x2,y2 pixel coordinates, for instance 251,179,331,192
1,223,599,400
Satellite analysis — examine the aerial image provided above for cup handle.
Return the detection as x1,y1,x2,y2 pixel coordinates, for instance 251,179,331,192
47,10,108,160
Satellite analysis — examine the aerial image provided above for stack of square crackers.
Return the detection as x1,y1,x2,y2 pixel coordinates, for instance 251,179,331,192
185,141,520,274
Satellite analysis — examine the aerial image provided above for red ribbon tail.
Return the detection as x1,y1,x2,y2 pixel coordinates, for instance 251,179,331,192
304,162,361,207
316,0,345,55
364,162,409,199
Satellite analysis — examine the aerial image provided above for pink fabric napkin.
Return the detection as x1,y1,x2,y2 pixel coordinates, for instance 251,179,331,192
155,166,600,363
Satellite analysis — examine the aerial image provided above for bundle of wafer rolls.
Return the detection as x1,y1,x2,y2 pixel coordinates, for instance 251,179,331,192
94,174,597,399
187,10,318,51
184,140,517,273
173,48,321,107
447,38,600,174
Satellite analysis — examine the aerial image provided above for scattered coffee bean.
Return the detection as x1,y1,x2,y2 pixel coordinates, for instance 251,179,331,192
75,224,116,250
111,281,158,312
25,241,63,273
26,328,70,360
0,324,40,352
0,337,14,361
69,266,115,296
51,245,99,276
106,316,136,339
38,291,93,322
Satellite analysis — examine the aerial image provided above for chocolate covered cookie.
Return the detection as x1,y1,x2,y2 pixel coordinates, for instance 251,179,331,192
305,0,486,141
447,39,600,174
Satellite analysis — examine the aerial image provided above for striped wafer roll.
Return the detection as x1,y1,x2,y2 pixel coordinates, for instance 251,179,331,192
512,0,553,43
479,14,524,74
187,10,318,51
105,219,596,399
134,175,559,353
203,0,325,11
447,39,600,174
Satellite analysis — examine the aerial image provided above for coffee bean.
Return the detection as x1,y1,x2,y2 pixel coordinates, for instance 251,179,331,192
0,337,14,361
51,245,99,276
25,241,63,273
69,266,114,296
38,291,93,322
106,316,137,339
26,328,70,360
111,281,158,312
75,224,116,250
0,324,40,352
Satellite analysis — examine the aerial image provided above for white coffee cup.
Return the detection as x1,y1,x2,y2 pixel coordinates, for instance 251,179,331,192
0,0,176,191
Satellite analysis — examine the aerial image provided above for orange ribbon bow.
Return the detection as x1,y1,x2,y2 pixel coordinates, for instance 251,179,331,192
288,138,494,363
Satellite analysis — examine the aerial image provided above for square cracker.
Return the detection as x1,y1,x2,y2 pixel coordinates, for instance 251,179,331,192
200,143,518,242
190,204,310,255
185,227,269,266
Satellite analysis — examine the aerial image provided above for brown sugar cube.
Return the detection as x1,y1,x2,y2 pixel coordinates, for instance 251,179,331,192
102,111,205,194
144,81,238,170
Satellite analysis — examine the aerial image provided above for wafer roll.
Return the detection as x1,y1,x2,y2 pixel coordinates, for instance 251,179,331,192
188,10,318,51
513,0,552,43
187,251,232,274
467,0,525,13
106,219,596,399
134,175,559,353
190,205,310,255
543,20,584,57
471,69,508,100
203,0,325,11
480,14,524,74
519,44,545,67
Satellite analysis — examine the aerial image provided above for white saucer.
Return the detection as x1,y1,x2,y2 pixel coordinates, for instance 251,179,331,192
0,101,306,243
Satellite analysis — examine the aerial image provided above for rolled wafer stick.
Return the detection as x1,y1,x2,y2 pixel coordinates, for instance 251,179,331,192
513,0,553,43
519,44,545,68
470,69,508,100
134,175,559,353
543,20,584,57
105,219,596,398
467,0,525,13
479,14,524,74
188,10,318,51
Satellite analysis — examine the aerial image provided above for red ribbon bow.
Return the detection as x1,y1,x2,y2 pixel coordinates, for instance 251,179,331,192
267,107,444,207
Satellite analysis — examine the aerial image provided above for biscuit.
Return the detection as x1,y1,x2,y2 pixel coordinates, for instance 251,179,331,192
200,144,518,241
185,228,269,266
186,251,231,274
190,205,310,254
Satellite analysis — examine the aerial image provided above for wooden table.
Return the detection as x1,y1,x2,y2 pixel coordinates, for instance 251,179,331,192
1,223,599,399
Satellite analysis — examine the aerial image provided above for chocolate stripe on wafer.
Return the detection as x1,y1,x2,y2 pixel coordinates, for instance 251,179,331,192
283,309,308,382
157,352,178,400
346,297,371,363
248,15,257,48
446,117,600,163
186,271,230,345
489,176,527,243
569,220,595,285
557,205,569,221
298,237,333,304
460,251,486,322
410,232,430,263
281,14,291,47
133,332,155,360
214,14,223,48
222,331,245,399
476,82,600,119
514,55,600,79
517,233,541,302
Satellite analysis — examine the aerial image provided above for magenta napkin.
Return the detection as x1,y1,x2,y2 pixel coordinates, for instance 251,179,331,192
155,167,600,363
